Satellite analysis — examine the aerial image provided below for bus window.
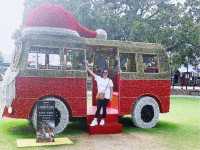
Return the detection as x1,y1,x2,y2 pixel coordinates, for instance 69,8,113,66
64,49,85,70
120,53,136,72
143,54,159,73
27,52,46,69
27,53,37,69
38,53,46,69
86,49,94,68
49,53,60,69
95,53,108,71
27,47,60,70
93,48,118,76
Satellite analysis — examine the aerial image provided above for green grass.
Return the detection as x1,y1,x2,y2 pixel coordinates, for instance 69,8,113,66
120,97,200,150
0,119,86,150
0,97,199,150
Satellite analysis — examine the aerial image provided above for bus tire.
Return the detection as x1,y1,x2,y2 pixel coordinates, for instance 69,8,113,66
31,97,69,134
132,96,159,128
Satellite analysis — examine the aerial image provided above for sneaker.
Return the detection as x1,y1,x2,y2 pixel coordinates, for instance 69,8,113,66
90,118,98,126
99,119,105,126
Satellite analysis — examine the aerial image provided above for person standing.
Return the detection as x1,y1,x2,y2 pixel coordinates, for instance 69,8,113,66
86,63,113,126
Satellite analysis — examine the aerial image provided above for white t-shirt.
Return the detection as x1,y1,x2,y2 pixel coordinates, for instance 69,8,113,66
95,75,113,99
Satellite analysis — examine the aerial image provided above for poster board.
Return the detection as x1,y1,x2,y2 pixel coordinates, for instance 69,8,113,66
36,101,55,143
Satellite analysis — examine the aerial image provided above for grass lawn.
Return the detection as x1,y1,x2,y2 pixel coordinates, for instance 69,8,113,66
121,96,200,150
0,97,199,150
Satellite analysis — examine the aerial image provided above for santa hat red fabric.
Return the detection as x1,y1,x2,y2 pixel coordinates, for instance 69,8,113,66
24,3,107,39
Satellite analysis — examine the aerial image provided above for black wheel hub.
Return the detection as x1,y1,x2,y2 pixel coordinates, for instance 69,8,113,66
55,108,61,127
141,105,154,123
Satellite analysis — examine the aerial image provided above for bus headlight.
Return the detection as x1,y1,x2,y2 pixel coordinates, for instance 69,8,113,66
8,107,13,114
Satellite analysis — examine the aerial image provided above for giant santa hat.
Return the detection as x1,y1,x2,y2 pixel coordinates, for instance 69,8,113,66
24,3,107,39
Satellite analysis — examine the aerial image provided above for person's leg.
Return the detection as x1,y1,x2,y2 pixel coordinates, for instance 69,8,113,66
95,99,104,118
91,100,102,126
102,99,109,118
90,99,104,126
99,99,109,125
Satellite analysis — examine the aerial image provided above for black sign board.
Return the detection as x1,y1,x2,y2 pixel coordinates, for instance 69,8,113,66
36,101,55,143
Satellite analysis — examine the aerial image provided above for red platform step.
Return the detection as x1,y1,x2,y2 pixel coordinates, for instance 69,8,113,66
87,106,123,134
87,114,119,124
88,122,122,134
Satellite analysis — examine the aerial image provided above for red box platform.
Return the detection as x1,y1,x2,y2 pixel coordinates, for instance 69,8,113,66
87,106,122,134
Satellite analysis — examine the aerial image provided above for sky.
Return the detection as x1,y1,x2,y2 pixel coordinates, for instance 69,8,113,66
0,0,24,62
0,0,185,62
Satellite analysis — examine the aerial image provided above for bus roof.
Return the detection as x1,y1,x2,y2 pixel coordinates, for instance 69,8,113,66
21,27,163,54
84,38,163,53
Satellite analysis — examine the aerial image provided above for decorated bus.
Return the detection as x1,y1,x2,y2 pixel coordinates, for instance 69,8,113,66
1,4,170,134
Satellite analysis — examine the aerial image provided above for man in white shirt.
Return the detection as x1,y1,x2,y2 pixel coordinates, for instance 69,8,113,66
86,64,113,126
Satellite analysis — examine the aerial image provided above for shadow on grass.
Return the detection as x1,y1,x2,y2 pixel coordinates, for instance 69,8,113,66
0,118,87,140
119,117,179,134
0,120,35,139
11,124,35,138
60,118,87,136
1,117,180,139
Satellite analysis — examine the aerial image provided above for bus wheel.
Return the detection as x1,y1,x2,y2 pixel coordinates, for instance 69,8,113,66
132,96,159,128
31,97,69,134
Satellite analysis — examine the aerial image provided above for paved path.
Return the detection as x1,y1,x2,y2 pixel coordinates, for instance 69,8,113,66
172,86,200,90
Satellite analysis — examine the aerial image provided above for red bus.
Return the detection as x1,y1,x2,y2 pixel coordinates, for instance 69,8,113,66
2,27,170,134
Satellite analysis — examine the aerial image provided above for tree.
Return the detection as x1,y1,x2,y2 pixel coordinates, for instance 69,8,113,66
167,0,200,68
23,0,200,69
23,0,178,40
184,0,200,23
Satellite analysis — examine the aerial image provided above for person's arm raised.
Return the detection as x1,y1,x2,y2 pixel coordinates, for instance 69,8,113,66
86,62,96,78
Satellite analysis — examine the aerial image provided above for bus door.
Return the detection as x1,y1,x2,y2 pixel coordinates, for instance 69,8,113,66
91,47,119,107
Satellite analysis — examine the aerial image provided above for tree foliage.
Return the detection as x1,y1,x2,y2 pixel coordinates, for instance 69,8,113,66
23,0,200,69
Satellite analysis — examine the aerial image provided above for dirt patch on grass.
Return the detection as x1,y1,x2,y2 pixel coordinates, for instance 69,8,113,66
55,133,168,150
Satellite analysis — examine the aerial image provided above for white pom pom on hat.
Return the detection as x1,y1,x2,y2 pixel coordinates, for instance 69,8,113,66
96,29,107,40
